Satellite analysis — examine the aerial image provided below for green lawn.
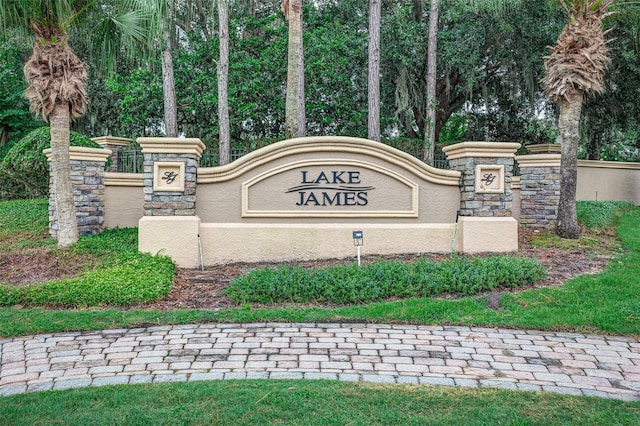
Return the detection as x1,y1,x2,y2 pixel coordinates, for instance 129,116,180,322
1,380,639,425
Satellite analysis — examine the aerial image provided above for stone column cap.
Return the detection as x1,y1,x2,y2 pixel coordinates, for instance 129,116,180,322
443,142,521,160
138,137,206,158
515,154,561,168
91,136,132,147
43,146,112,162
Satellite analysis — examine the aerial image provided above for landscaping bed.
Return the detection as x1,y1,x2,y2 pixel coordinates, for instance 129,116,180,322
143,228,615,310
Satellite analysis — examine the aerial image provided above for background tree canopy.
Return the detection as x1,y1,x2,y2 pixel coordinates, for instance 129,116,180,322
0,0,638,160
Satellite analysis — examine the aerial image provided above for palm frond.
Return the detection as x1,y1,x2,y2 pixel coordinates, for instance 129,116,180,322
543,0,617,102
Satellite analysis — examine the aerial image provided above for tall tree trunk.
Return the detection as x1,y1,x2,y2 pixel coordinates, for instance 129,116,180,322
368,0,381,142
218,0,231,165
586,129,601,160
283,0,305,139
423,0,438,165
50,103,78,247
556,92,583,240
296,24,306,137
162,1,178,137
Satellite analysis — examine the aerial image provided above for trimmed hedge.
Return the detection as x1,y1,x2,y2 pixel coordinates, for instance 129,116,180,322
0,127,103,200
225,256,547,305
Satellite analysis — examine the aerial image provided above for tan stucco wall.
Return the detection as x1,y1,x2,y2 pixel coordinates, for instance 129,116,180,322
104,173,144,228
199,223,460,265
458,217,518,253
196,137,462,224
139,216,202,268
576,160,640,205
139,217,518,267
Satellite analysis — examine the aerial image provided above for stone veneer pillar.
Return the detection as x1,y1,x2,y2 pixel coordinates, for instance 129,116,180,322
44,146,111,238
137,137,206,268
443,142,521,217
514,154,561,229
91,136,132,172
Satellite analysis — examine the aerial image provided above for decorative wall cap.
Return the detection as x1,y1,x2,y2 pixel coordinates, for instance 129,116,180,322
526,143,561,154
198,136,461,186
577,159,640,170
105,172,144,187
443,142,521,160
43,146,112,163
138,137,206,157
511,176,521,190
91,136,132,147
515,154,561,168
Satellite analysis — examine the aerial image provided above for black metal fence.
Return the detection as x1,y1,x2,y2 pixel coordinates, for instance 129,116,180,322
115,148,453,174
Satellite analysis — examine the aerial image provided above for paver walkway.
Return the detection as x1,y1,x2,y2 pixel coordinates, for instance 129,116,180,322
1,323,639,400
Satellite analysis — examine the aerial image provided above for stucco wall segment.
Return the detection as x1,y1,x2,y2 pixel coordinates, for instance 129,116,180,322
577,159,640,170
104,172,143,187
515,154,561,168
44,146,112,163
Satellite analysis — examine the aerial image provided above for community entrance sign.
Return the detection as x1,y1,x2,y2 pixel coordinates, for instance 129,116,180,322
137,137,519,267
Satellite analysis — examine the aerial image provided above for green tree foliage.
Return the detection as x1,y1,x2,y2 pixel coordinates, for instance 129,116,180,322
104,68,165,138
0,41,42,151
36,0,637,163
0,127,102,201
581,7,640,161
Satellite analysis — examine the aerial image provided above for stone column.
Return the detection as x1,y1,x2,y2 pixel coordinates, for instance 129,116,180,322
514,154,561,229
442,142,521,254
443,142,521,217
137,137,206,268
44,146,111,237
91,136,132,172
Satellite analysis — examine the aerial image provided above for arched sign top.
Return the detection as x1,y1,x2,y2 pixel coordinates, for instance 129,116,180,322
198,136,461,186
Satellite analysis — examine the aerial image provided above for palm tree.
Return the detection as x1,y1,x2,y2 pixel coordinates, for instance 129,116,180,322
0,0,149,247
543,0,616,239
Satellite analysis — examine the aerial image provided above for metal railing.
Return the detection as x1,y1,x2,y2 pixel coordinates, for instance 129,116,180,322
116,149,144,174
115,147,452,173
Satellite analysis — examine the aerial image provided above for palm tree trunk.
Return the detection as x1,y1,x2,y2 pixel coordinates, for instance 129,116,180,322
423,0,438,165
218,0,231,165
50,103,78,247
368,0,381,142
556,92,583,239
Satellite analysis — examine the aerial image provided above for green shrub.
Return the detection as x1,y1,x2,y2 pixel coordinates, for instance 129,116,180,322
225,256,547,305
0,127,103,200
0,252,175,308
576,201,636,230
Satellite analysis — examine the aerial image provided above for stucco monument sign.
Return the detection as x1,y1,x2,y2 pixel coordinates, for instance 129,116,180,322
47,138,640,263
133,137,519,268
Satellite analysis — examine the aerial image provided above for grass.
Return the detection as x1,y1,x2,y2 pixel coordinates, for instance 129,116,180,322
0,201,175,307
1,380,640,425
0,201,637,336
0,198,53,250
